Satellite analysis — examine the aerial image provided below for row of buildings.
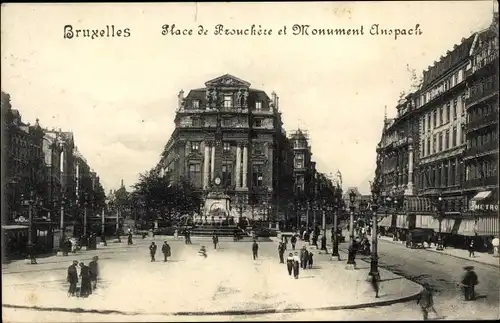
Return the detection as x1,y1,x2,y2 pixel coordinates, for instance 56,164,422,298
374,13,499,249
1,91,105,257
154,74,341,226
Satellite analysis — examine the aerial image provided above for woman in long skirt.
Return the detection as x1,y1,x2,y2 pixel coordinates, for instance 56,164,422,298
286,253,294,276
292,252,301,279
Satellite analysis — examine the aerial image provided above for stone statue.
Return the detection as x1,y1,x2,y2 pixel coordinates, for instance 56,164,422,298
242,91,249,107
236,91,242,106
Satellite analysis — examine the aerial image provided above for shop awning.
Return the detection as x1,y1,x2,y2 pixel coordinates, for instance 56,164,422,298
471,191,492,201
1,225,28,230
416,215,435,229
476,216,499,236
378,216,392,227
457,219,477,236
396,215,409,229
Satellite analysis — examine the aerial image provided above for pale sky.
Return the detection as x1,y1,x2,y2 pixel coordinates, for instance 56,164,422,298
1,1,495,194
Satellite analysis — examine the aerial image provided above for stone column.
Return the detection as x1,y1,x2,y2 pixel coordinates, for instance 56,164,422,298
407,142,414,194
242,142,248,188
210,142,215,181
236,143,242,188
203,142,210,189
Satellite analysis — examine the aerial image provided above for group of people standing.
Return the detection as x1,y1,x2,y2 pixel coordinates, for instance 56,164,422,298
148,241,171,262
67,256,99,298
278,239,314,279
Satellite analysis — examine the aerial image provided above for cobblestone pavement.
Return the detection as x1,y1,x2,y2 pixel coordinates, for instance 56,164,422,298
3,237,422,322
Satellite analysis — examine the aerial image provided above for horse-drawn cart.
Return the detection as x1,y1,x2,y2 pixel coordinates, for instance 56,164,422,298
406,228,434,249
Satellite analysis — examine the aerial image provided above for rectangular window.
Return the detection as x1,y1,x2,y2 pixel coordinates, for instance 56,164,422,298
223,95,233,108
188,163,202,187
439,107,444,125
222,163,232,187
438,132,443,151
192,100,200,109
191,141,200,152
192,117,202,127
421,140,425,157
255,101,262,111
445,130,450,150
452,126,457,146
252,164,264,187
432,135,437,154
253,119,262,128
427,114,431,131
253,142,264,155
223,142,231,152
433,110,437,128
223,118,232,127
446,102,450,123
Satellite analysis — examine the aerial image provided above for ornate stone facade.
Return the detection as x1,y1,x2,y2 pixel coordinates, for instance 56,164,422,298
157,74,294,221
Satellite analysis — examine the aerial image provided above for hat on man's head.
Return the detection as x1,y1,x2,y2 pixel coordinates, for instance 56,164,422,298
463,265,474,270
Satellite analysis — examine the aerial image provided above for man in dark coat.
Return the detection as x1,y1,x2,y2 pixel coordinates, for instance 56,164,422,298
290,235,297,250
278,242,285,263
67,260,78,297
461,266,479,301
79,262,92,298
149,242,157,262
321,235,328,253
127,232,133,245
252,240,259,260
286,252,294,276
162,241,171,262
300,246,309,269
212,233,219,249
88,256,99,290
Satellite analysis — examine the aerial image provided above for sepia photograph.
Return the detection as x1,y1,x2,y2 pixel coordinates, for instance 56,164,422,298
1,1,499,322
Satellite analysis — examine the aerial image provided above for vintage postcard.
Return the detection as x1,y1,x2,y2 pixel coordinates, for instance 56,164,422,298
1,1,499,322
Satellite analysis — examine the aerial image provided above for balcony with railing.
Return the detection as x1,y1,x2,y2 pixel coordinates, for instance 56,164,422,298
465,113,499,133
465,79,498,108
464,176,497,189
464,140,499,158
471,50,499,75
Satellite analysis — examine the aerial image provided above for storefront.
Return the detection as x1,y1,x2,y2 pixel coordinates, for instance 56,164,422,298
2,224,29,260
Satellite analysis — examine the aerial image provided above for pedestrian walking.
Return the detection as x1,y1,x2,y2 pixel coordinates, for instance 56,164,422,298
252,240,259,260
283,236,288,250
286,253,294,276
278,242,285,263
369,273,380,298
468,240,475,257
187,230,192,244
321,235,328,253
307,251,313,269
149,242,157,262
88,256,99,290
79,262,92,298
174,228,178,240
292,252,301,279
212,233,219,249
300,246,309,270
417,283,439,320
162,241,171,262
461,265,479,301
67,260,78,297
127,232,133,245
291,235,297,250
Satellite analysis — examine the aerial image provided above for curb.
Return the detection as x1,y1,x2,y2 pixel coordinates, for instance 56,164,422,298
2,288,423,317
378,238,500,268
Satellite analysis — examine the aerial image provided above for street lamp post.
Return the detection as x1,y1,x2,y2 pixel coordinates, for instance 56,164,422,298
392,199,398,241
369,186,380,281
347,190,356,265
26,191,37,264
436,195,444,251
331,196,340,259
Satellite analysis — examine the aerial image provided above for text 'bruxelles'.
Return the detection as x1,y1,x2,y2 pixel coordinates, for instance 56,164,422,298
64,25,131,39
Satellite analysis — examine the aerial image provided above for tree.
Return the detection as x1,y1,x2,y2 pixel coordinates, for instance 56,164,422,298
131,170,202,224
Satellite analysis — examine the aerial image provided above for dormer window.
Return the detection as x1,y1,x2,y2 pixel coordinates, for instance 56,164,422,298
255,101,262,111
192,100,200,109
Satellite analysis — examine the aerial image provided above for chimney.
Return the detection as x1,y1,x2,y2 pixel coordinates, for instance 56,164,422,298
276,95,280,110
121,179,124,188
178,90,185,109
271,91,277,106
